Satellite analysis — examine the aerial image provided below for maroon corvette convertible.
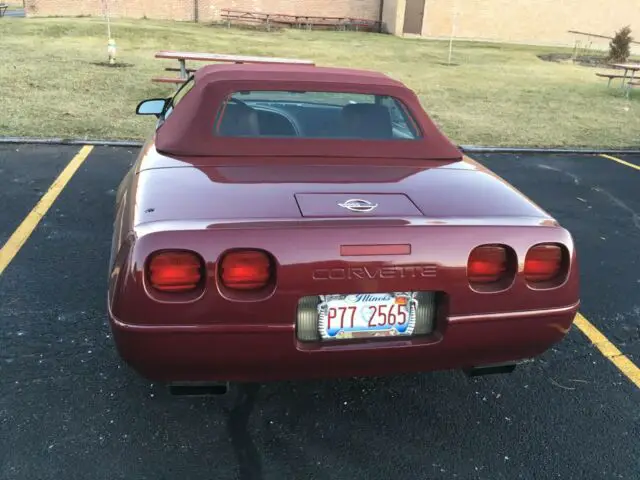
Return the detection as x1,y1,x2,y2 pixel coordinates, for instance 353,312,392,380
107,62,579,390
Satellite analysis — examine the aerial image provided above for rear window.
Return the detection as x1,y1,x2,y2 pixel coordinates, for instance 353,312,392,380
213,91,422,140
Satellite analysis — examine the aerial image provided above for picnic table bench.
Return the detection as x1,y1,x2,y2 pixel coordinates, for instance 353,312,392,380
152,51,315,84
596,63,640,97
595,72,631,87
0,4,8,17
596,63,640,87
220,9,381,32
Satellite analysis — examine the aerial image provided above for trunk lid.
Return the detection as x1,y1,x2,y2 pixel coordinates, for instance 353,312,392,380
133,158,552,226
294,193,422,217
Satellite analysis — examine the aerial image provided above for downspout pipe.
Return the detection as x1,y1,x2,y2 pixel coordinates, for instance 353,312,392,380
378,0,384,33
194,0,199,22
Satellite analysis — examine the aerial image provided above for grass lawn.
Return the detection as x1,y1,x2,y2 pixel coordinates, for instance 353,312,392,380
1,17,639,147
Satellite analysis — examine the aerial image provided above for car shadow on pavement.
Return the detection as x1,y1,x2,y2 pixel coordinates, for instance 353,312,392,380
224,383,264,480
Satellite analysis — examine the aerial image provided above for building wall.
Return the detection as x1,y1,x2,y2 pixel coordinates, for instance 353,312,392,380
26,0,640,53
25,0,382,22
422,0,638,50
25,0,194,20
381,0,404,35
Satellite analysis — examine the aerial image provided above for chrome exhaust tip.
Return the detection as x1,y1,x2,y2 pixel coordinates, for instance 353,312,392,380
168,381,230,396
464,363,517,377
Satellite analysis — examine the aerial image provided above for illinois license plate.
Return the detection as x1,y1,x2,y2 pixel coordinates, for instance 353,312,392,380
318,292,419,340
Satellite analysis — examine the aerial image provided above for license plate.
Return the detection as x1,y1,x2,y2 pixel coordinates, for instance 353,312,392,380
318,292,419,340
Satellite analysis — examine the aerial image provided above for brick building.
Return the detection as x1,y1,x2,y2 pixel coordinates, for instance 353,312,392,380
26,0,640,51
25,0,382,24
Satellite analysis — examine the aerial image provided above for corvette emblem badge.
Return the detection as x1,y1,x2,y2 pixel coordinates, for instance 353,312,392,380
338,198,378,213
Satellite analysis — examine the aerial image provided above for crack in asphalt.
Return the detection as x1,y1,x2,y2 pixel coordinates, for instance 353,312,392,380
536,163,581,184
592,186,640,231
223,383,263,480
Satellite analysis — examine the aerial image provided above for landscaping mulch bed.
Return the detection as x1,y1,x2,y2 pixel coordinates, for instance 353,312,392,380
537,52,611,68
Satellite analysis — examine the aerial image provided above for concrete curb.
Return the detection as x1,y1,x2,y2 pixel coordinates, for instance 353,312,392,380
459,145,640,155
0,137,144,148
1,136,640,155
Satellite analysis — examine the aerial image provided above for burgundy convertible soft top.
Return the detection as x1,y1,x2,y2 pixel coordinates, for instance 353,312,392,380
154,63,463,161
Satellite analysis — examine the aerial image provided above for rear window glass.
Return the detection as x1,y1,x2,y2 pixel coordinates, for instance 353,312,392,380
214,91,421,140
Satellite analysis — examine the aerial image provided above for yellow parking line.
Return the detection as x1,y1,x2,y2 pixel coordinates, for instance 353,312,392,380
590,155,640,387
574,313,640,389
0,145,94,276
600,154,640,171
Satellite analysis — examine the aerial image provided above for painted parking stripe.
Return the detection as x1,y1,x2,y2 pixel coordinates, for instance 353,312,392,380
588,154,640,386
574,313,640,389
599,154,640,171
0,145,94,276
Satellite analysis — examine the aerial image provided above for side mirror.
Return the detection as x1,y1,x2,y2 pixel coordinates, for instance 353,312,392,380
136,98,167,117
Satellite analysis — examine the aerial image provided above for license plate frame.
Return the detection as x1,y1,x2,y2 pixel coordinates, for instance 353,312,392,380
317,292,419,341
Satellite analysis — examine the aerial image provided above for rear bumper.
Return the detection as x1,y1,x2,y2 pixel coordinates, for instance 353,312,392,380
108,303,579,382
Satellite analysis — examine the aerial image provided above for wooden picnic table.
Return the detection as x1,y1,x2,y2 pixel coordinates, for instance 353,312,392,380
612,63,640,97
153,51,315,83
611,63,640,83
219,9,382,32
595,63,640,93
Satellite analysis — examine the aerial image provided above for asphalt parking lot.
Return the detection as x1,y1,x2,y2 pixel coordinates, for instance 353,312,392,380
1,144,639,480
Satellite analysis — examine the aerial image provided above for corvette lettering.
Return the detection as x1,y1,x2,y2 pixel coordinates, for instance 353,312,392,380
312,265,437,280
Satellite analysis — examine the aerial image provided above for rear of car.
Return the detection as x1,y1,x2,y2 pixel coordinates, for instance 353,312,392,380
108,65,579,383
107,159,579,383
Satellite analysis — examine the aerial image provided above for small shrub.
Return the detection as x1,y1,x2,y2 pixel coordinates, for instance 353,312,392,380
608,25,633,63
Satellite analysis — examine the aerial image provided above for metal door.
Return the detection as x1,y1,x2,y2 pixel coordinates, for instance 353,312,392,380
403,0,425,35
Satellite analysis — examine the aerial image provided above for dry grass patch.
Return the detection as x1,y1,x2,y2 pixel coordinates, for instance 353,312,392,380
1,17,639,147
